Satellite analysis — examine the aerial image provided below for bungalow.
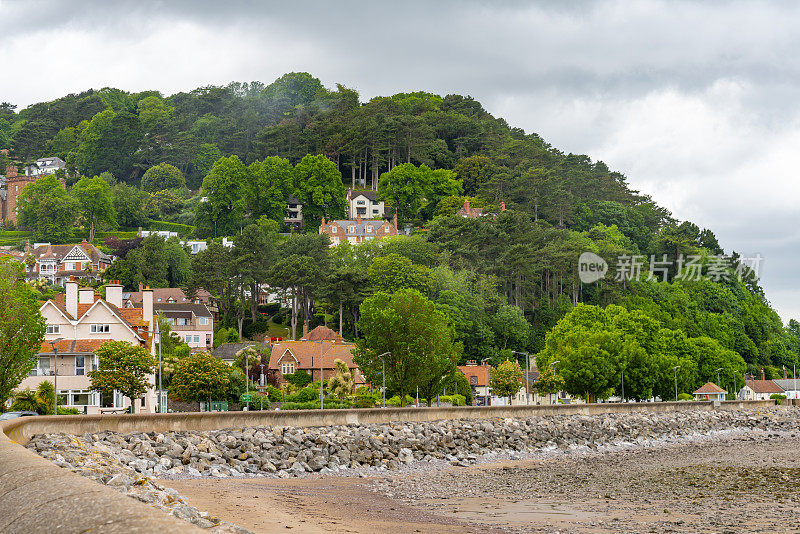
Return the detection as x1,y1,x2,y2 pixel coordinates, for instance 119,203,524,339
693,382,727,401
267,335,363,387
738,377,784,401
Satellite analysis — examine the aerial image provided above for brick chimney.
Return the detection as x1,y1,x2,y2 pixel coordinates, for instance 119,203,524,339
356,213,361,224
319,217,326,234
393,213,398,231
80,238,90,252
464,199,470,213
784,367,788,379
760,368,765,381
5,165,16,178
302,320,309,339
500,202,506,211
106,280,123,308
65,277,78,318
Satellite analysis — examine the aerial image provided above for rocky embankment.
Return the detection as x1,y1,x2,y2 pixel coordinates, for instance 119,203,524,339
26,408,797,531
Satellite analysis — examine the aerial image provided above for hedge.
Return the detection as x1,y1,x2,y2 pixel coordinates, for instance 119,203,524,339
148,220,196,236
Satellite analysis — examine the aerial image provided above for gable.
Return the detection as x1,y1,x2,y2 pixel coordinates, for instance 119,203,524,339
64,245,91,261
277,349,299,364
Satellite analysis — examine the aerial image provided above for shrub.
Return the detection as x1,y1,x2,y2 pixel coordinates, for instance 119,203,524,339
284,370,312,388
386,394,415,406
287,386,318,403
677,393,693,401
242,319,269,338
353,396,376,408
279,399,351,410
266,385,282,402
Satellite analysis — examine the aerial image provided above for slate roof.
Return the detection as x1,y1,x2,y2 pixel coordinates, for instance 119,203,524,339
213,342,270,362
772,379,800,391
693,382,727,394
31,241,111,264
304,325,343,341
153,302,212,317
286,194,302,205
349,190,381,202
329,219,393,237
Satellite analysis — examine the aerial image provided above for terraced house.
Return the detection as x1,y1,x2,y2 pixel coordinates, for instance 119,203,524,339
18,279,158,414
319,214,398,246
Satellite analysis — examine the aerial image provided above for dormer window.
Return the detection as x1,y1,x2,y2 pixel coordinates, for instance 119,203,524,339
348,225,356,233
366,225,373,233
331,226,337,234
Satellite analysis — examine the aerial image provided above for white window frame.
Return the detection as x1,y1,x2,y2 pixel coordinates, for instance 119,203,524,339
46,324,60,334
282,362,296,375
331,226,337,233
90,324,110,333
75,355,86,376
199,317,209,325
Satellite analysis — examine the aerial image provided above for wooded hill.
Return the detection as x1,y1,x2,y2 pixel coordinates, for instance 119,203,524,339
3,72,798,396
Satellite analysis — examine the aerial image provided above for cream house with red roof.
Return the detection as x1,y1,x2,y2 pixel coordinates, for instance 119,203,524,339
18,279,158,414
24,239,112,286
693,382,727,401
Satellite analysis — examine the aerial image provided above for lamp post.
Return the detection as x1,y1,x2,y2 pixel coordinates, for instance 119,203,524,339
511,350,530,405
155,331,163,413
318,341,323,409
481,358,490,406
730,369,736,401
550,360,560,405
377,352,390,408
620,368,625,403
48,338,63,415
715,368,723,401
672,365,680,401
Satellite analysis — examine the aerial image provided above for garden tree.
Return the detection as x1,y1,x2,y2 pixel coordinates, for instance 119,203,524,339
155,317,191,389
326,359,354,400
686,336,746,391
376,163,428,221
441,371,473,405
419,168,462,219
189,242,236,327
490,359,523,404
454,155,495,196
196,155,248,237
532,363,565,403
105,235,191,289
234,345,269,384
112,182,149,227
267,254,320,339
322,266,372,336
88,341,156,413
233,223,279,323
16,175,79,242
144,190,185,220
246,156,293,223
355,289,460,406
0,257,46,407
367,253,433,295
492,305,530,352
71,175,116,241
292,154,347,230
140,162,186,192
10,382,59,414
170,351,231,406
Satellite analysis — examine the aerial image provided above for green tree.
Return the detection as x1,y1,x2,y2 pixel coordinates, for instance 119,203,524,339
492,305,530,351
490,359,523,404
355,289,459,406
246,156,293,223
170,351,231,406
0,257,46,407
326,359,354,400
292,154,347,230
367,253,433,294
72,175,116,241
16,175,78,242
140,162,186,192
112,182,149,228
88,341,156,414
196,155,247,237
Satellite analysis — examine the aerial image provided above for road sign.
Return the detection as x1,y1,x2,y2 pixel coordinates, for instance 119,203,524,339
240,394,253,403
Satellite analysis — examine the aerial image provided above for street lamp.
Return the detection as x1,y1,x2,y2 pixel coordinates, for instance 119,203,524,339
481,358,490,406
511,350,530,405
550,360,560,405
672,365,680,401
715,368,723,401
48,338,63,415
620,368,625,403
154,331,163,413
377,352,390,408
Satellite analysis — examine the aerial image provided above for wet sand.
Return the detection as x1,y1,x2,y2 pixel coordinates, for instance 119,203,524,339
163,431,800,533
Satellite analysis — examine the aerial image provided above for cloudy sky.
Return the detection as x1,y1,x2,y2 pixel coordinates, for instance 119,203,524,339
2,0,799,320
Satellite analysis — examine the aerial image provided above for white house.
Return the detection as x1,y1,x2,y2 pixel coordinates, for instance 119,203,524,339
18,279,158,414
347,190,385,219
738,378,784,400
25,156,66,177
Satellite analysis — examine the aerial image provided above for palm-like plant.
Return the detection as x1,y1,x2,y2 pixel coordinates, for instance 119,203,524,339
326,359,354,401
10,389,43,413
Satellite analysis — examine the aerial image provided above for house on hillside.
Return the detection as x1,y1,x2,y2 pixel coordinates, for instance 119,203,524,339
285,195,303,230
24,156,66,177
347,190,385,219
17,279,158,414
693,382,727,401
212,342,271,366
319,214,398,246
24,240,113,286
153,302,213,350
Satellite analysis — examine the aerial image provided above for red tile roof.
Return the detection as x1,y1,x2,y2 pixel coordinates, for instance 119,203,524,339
304,325,343,341
745,379,784,394
268,340,357,371
39,339,106,354
693,382,727,394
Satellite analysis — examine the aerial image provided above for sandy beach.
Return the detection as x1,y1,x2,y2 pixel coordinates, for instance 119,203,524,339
162,428,800,533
